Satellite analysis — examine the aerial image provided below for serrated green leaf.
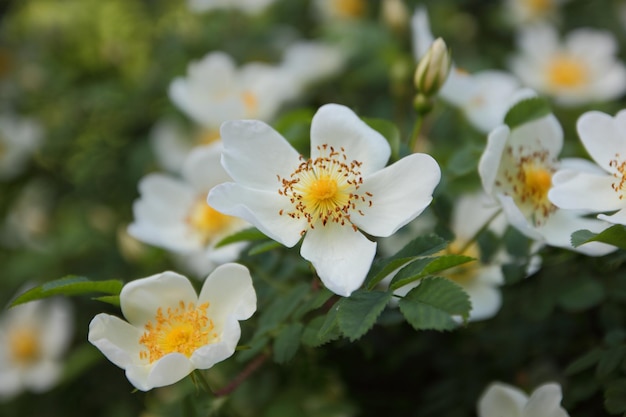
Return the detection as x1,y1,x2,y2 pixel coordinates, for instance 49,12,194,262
317,304,340,341
389,254,474,290
214,227,268,248
273,323,304,364
501,262,526,285
256,283,310,336
504,96,551,129
597,346,626,378
301,315,340,347
604,379,626,414
565,348,603,375
292,288,334,320
91,295,120,307
236,335,270,363
571,225,626,250
11,276,124,307
398,277,471,331
366,234,448,289
363,117,401,160
337,290,391,341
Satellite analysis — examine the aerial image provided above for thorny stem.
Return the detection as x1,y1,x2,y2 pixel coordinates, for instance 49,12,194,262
214,353,269,397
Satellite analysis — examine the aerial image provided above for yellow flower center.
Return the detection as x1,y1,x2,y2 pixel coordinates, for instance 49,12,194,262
139,301,216,363
525,0,552,15
609,154,626,200
278,144,372,234
241,91,258,117
498,146,557,225
187,198,234,243
442,241,479,285
335,0,366,18
197,129,220,145
547,55,588,89
8,326,41,366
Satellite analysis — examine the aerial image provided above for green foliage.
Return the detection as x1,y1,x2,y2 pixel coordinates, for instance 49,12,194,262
389,254,474,290
273,323,304,364
215,227,269,248
571,225,626,250
503,96,552,130
10,276,123,307
398,277,471,331
336,290,392,341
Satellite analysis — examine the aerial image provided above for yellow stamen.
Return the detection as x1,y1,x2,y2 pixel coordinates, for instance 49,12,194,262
139,301,216,363
8,326,41,365
547,55,588,89
278,144,372,233
609,155,626,200
187,198,234,243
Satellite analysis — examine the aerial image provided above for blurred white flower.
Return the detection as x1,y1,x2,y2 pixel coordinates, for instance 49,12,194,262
208,103,440,296
88,264,256,391
169,52,291,129
504,0,570,26
0,113,43,180
478,382,569,417
510,24,626,106
0,296,73,400
479,90,615,256
187,0,276,15
549,110,626,225
411,7,521,133
128,142,249,278
313,0,368,22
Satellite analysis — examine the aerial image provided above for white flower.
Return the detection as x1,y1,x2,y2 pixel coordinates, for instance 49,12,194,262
411,7,521,133
88,264,256,391
478,382,569,417
509,24,626,106
479,91,615,256
313,0,368,21
128,142,248,278
169,52,291,129
0,113,43,180
208,103,441,296
549,110,626,225
187,0,276,15
0,296,73,399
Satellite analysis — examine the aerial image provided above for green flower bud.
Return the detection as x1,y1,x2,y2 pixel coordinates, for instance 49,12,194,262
414,37,452,97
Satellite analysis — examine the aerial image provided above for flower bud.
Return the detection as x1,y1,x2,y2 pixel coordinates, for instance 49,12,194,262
414,37,451,97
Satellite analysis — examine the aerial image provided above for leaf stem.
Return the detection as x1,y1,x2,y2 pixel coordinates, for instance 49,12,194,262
214,353,269,397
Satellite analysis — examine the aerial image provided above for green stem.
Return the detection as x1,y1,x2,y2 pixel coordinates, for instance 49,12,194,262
408,114,424,153
191,369,213,394
457,208,502,256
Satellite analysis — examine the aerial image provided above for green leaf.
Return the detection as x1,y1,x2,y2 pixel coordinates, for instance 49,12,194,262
389,254,474,290
597,346,626,378
273,323,304,364
301,315,340,347
248,240,282,256
292,288,334,320
363,117,401,160
503,96,551,130
398,277,471,331
91,295,120,307
256,283,310,336
11,276,124,307
236,335,270,363
316,305,342,343
337,290,392,341
565,348,603,375
365,234,448,289
604,379,626,414
571,225,626,250
214,227,268,249
557,276,605,312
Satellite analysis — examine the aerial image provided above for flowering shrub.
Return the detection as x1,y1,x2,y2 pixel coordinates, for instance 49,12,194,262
1,0,626,416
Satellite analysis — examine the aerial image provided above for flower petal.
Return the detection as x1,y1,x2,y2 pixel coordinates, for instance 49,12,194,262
182,142,232,192
548,171,622,211
598,208,626,225
127,353,193,391
120,271,198,327
191,315,240,369
40,299,73,358
198,263,256,322
577,110,626,172
523,383,569,417
480,125,511,195
310,104,390,175
208,183,305,247
478,382,527,417
220,119,301,190
88,313,143,369
22,360,61,393
300,224,377,296
352,153,440,237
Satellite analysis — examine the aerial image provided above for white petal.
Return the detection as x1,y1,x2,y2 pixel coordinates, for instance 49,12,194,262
300,224,377,296
508,115,563,158
352,153,440,237
88,313,143,369
220,120,301,190
523,383,569,417
480,125,511,195
182,142,232,192
577,110,626,171
498,194,544,241
191,315,240,369
137,174,197,213
198,263,257,322
548,172,622,211
309,104,390,175
0,367,22,399
120,272,198,326
478,382,527,417
461,267,503,322
127,353,193,391
411,6,435,59
22,360,61,393
208,182,305,247
40,298,73,358
599,208,626,225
